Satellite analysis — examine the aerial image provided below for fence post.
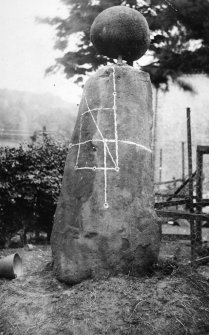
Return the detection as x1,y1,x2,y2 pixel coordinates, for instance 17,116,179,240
196,146,203,246
152,87,159,182
159,148,162,185
182,141,185,182
187,107,195,263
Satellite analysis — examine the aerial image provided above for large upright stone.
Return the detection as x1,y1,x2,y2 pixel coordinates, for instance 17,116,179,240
51,64,161,284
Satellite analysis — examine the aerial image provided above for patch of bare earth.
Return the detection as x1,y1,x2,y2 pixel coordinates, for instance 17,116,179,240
0,245,209,335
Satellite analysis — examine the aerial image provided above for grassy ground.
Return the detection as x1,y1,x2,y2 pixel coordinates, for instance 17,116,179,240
0,243,209,335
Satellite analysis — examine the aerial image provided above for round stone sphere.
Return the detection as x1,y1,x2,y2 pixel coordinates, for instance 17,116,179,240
90,6,150,62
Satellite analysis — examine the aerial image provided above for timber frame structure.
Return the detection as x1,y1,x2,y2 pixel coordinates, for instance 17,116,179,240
195,145,209,244
155,145,209,263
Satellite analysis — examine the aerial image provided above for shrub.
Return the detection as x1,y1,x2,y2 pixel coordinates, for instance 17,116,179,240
0,135,68,246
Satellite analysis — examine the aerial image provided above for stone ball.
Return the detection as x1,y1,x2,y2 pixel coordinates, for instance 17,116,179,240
90,6,150,62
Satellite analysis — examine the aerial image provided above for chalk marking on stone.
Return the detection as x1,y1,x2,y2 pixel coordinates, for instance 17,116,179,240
89,112,116,167
103,142,108,208
82,107,112,116
118,140,152,153
112,67,119,168
70,139,115,148
112,66,117,92
70,139,103,148
71,139,151,153
84,94,116,168
73,67,151,208
76,167,116,171
75,116,83,167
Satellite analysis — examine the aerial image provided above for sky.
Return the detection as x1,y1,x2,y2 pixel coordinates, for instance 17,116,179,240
0,0,82,103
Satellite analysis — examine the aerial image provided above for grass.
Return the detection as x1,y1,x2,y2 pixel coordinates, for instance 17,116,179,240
0,243,209,335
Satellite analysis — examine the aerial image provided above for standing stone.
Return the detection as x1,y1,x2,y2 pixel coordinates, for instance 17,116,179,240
51,64,161,284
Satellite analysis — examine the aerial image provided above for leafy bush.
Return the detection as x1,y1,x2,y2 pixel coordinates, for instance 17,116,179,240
0,135,68,246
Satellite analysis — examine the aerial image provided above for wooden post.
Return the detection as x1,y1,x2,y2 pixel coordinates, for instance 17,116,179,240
173,177,176,191
159,148,162,184
187,108,193,211
172,177,177,209
152,87,159,182
196,146,203,246
182,142,185,182
187,107,195,262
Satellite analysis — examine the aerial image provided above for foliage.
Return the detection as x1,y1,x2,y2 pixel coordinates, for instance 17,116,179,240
41,0,209,89
0,135,68,246
41,0,124,83
144,0,209,89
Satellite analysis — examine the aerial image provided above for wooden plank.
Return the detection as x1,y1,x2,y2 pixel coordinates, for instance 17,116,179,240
197,199,209,205
155,193,196,199
155,200,209,209
166,171,196,201
156,209,209,222
155,199,189,209
196,145,209,154
162,234,191,241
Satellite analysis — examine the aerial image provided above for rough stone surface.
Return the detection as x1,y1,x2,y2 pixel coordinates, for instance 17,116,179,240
51,65,161,284
90,6,150,61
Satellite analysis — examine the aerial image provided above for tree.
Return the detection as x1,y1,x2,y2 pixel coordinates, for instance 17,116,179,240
41,0,209,89
40,0,147,83
144,0,209,90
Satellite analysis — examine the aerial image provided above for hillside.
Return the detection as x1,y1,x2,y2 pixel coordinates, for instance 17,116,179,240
0,89,77,145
